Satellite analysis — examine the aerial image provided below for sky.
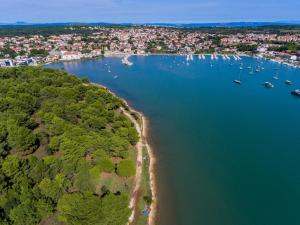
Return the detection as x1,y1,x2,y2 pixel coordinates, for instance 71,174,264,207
0,0,299,23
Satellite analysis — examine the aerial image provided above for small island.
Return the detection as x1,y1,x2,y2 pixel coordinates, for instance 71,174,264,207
0,67,154,225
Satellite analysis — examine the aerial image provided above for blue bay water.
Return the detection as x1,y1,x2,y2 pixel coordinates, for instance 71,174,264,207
46,56,300,225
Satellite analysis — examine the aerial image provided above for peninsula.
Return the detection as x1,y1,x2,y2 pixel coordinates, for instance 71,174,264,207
0,66,154,225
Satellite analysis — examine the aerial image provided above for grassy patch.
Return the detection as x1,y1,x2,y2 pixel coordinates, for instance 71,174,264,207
98,172,133,195
136,146,152,225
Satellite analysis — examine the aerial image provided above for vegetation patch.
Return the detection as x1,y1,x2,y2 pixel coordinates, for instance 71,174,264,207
0,66,139,225
117,159,136,177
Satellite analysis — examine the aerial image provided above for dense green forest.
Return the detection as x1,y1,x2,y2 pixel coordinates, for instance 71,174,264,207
0,24,300,37
0,67,139,225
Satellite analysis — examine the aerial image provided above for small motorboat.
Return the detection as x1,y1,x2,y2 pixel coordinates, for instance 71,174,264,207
264,82,274,88
291,89,300,97
285,80,292,85
272,76,279,80
233,80,241,84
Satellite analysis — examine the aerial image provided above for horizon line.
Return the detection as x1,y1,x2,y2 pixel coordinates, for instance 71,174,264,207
1,20,300,25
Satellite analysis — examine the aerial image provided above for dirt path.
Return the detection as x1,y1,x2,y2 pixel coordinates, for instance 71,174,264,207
121,107,157,225
90,83,157,225
122,108,144,223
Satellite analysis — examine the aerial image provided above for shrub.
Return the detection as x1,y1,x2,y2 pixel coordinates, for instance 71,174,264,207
116,160,135,177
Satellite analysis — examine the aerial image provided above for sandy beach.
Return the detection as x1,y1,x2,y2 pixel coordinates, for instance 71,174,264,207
122,107,157,225
91,82,157,225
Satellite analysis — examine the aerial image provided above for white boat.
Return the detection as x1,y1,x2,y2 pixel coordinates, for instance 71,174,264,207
122,56,133,66
186,54,193,61
264,82,274,88
211,54,214,60
285,80,292,85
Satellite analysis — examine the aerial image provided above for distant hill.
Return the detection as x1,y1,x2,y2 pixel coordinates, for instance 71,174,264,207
144,21,300,27
0,21,300,28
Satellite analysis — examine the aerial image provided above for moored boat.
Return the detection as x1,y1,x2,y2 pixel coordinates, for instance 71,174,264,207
233,79,241,84
291,89,300,97
285,80,292,85
122,56,133,66
264,82,274,88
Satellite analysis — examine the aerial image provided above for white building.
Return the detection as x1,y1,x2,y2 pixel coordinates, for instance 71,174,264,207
257,47,268,53
0,59,14,67
291,55,297,61
60,51,82,61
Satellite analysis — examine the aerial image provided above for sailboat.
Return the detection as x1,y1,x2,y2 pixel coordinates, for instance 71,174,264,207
239,62,243,70
186,54,193,61
122,55,133,66
249,67,254,75
233,71,242,84
273,72,279,80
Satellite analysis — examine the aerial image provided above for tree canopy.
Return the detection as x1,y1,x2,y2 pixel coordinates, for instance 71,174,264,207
0,66,138,225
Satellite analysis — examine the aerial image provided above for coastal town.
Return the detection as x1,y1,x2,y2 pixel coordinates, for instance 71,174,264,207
0,26,300,67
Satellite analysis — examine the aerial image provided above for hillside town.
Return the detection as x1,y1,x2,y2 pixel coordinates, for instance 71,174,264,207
0,26,300,67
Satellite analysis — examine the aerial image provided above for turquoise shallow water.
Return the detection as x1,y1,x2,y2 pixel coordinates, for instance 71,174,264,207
46,56,300,225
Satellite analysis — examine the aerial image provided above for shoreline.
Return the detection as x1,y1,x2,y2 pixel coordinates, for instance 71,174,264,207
91,82,157,225
122,105,157,225
43,53,300,69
